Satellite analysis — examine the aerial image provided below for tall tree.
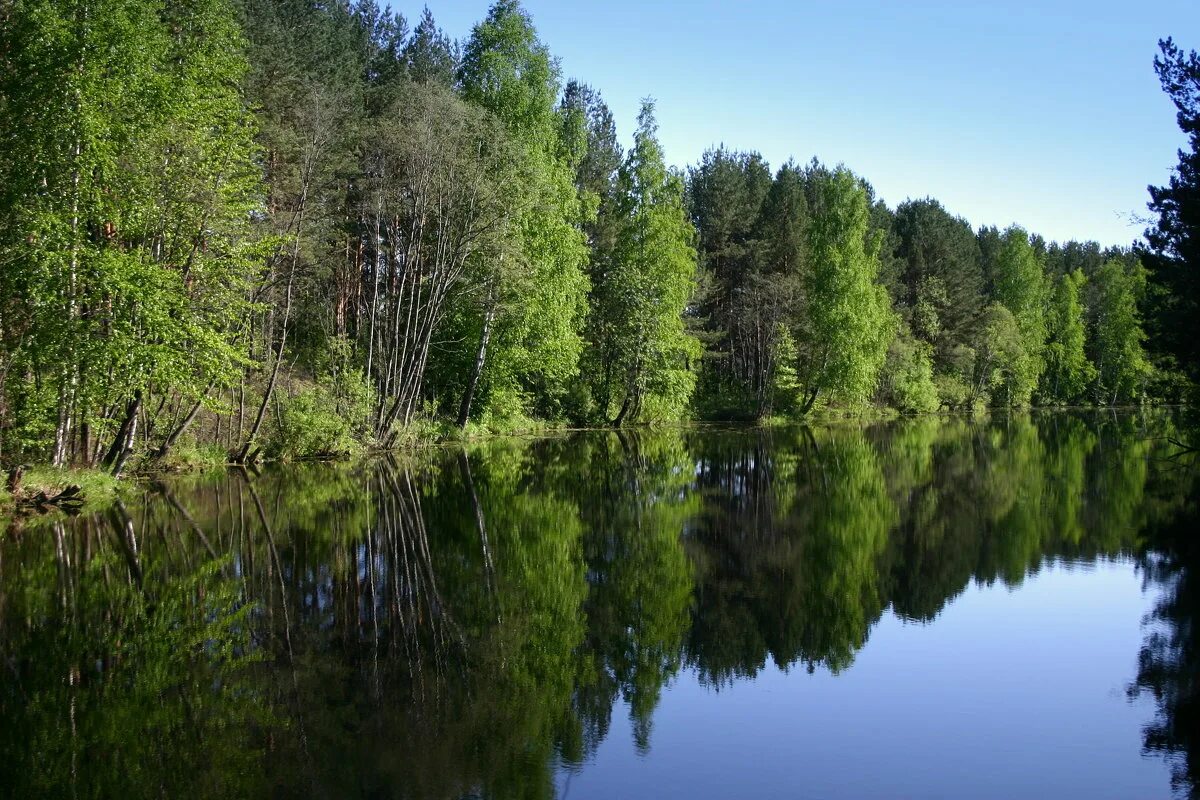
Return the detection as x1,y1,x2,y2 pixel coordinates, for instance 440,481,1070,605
745,161,810,414
792,168,895,412
1141,38,1200,378
891,199,984,366
561,81,624,419
363,84,523,440
403,6,456,87
1040,270,1096,404
0,0,263,469
235,0,372,461
602,101,700,425
686,147,772,414
1092,260,1150,405
989,227,1049,406
453,0,589,426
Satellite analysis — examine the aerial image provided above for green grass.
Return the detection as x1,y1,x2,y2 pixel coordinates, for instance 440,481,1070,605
156,443,231,472
9,466,125,513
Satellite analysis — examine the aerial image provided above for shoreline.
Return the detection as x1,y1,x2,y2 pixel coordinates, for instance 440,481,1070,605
3,405,1190,521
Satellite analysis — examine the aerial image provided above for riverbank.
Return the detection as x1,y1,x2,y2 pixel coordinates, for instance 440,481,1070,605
4,404,1193,522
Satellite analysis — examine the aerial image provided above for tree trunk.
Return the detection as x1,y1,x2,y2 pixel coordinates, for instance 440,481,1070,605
612,390,634,427
52,378,73,467
102,391,142,471
799,387,819,415
236,254,296,463
154,385,210,460
457,288,498,429
6,465,24,495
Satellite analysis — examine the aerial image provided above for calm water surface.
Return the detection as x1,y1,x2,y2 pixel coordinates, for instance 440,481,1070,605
1,413,1197,799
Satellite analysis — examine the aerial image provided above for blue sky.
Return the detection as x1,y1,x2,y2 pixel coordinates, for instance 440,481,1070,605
393,1,1198,247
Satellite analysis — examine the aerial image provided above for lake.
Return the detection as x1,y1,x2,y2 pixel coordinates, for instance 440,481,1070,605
1,412,1197,799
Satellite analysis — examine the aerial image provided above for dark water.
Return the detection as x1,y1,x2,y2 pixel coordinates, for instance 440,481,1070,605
1,413,1198,799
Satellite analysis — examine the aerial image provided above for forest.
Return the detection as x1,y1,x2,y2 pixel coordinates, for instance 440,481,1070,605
1,0,1198,471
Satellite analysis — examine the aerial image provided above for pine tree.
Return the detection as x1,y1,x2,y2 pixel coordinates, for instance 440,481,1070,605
1141,38,1200,378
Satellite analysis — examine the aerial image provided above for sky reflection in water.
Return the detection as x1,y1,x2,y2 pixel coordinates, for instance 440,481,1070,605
0,412,1196,799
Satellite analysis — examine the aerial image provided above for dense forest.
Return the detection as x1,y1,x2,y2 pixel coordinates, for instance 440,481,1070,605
1,0,1197,470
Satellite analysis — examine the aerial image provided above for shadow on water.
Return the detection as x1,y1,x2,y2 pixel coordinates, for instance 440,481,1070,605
1131,423,1200,799
0,410,1198,798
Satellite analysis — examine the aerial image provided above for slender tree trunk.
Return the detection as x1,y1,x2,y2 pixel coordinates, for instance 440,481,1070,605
236,226,300,464
54,10,88,469
102,390,141,476
237,376,245,443
612,391,634,427
799,387,819,415
52,380,73,468
457,285,498,429
154,383,211,459
365,179,383,382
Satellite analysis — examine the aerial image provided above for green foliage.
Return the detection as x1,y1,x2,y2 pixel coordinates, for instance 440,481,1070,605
794,167,895,411
16,467,122,508
933,370,977,411
973,303,1030,406
1041,270,1097,404
0,0,1192,469
1141,38,1200,380
769,323,803,413
455,0,590,422
882,326,941,414
686,148,776,415
1092,260,1151,404
590,101,700,424
892,198,984,371
268,381,365,460
0,0,262,465
988,228,1050,406
157,442,230,472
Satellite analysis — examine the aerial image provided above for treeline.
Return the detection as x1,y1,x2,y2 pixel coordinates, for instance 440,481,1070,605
0,0,1194,469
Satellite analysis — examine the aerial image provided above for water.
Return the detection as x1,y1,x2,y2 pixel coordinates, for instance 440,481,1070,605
1,412,1197,799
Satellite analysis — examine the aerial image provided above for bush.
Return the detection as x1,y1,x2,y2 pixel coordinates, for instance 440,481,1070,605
881,330,940,414
1146,356,1196,405
268,385,360,460
933,373,974,411
159,443,229,472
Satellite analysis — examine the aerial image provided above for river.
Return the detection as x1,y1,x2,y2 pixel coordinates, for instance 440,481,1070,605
1,412,1197,798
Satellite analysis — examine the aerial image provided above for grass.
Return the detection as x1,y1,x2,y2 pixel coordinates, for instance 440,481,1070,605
23,466,121,495
155,443,231,473
6,466,125,514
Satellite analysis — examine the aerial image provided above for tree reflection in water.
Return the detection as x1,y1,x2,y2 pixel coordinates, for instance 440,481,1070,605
1131,440,1200,799
1,412,1197,798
